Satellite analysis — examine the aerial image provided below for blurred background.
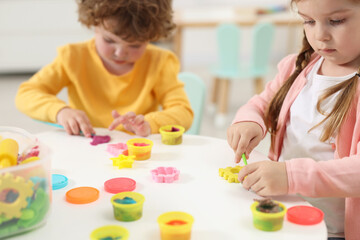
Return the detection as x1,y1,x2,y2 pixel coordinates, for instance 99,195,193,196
0,0,304,155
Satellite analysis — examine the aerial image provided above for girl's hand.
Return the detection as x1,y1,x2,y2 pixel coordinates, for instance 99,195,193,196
238,161,288,196
108,110,151,137
56,107,95,138
227,122,263,163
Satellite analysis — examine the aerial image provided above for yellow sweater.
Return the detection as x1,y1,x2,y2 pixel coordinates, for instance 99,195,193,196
15,39,193,133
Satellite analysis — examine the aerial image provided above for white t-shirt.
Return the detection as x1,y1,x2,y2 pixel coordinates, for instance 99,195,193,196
279,57,356,237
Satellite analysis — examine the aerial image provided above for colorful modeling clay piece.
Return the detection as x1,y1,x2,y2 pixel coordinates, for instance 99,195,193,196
126,138,153,160
90,225,129,240
107,143,128,156
159,125,185,145
255,198,282,213
18,146,40,163
0,173,34,219
90,135,111,146
151,167,180,183
165,127,180,132
133,143,149,147
158,212,194,240
19,156,40,165
111,192,145,222
219,166,243,183
110,154,135,169
0,138,19,168
104,177,136,194
52,174,68,190
66,187,99,204
113,197,136,204
166,220,187,226
251,199,287,231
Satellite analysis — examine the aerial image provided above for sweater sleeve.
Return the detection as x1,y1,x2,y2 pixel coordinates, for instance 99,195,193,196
144,53,194,133
231,54,297,135
15,47,70,123
286,149,360,198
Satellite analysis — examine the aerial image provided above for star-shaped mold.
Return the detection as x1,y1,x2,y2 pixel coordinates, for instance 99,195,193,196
110,154,135,169
151,167,179,183
219,166,243,183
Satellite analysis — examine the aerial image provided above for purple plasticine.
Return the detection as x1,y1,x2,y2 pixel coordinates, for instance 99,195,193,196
90,135,111,145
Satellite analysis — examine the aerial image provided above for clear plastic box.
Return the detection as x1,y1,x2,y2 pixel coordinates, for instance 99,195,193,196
0,127,51,238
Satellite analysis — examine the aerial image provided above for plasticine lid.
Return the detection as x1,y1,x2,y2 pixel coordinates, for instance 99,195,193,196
104,177,136,194
66,187,99,204
287,205,324,225
52,174,68,190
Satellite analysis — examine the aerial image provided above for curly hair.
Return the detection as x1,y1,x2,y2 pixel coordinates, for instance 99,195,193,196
76,0,176,42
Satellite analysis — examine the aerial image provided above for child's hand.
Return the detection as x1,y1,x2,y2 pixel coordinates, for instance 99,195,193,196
56,107,95,138
227,122,263,163
238,161,288,196
108,110,151,137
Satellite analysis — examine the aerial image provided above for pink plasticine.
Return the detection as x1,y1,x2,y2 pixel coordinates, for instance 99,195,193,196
90,135,111,145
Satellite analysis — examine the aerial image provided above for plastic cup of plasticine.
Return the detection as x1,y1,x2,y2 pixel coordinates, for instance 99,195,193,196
159,125,185,145
250,201,287,231
157,211,194,240
90,225,129,240
111,191,145,222
126,138,153,160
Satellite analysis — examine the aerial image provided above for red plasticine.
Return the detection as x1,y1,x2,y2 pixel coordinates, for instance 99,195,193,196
133,143,149,147
166,220,187,226
90,135,111,145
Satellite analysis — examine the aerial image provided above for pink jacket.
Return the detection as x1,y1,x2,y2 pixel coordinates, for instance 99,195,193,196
233,53,360,239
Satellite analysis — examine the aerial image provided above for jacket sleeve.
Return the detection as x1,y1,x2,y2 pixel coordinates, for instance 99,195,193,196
231,54,297,136
144,53,194,133
15,48,70,123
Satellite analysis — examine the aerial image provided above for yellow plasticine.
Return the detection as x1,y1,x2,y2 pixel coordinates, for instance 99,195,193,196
0,173,34,219
20,156,40,165
110,154,135,169
219,166,243,183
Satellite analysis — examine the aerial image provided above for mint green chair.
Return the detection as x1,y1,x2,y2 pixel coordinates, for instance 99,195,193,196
178,72,206,135
211,22,275,127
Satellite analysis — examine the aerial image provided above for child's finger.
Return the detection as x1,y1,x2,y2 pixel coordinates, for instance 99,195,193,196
68,120,81,136
238,163,258,182
133,115,145,125
111,110,121,118
108,117,125,130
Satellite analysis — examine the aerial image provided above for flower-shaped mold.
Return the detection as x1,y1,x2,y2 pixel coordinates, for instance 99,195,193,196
219,166,243,183
107,143,128,157
110,154,135,169
151,167,180,183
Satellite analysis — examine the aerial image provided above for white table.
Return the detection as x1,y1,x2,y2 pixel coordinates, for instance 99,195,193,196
16,128,327,239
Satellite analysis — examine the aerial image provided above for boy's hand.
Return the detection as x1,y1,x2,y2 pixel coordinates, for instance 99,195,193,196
108,110,151,137
238,161,288,196
56,107,95,138
227,122,263,163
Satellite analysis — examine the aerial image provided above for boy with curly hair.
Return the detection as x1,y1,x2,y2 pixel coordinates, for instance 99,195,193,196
15,0,193,137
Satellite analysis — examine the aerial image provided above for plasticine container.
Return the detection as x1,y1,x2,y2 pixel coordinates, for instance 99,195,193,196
111,192,145,222
0,126,51,239
157,211,194,240
159,125,185,145
126,138,153,160
90,225,129,240
250,201,287,231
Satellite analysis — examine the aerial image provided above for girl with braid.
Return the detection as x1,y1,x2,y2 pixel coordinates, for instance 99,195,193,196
227,0,360,239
